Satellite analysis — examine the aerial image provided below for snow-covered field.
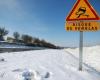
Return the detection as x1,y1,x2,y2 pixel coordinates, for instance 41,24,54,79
0,46,100,80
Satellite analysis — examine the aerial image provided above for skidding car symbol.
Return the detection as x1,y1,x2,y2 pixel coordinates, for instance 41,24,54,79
76,7,89,18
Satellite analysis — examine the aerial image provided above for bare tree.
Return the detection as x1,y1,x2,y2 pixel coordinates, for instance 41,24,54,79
21,34,33,43
13,32,20,41
0,27,8,41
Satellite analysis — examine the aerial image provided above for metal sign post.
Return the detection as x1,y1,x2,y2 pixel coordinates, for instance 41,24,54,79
79,31,83,71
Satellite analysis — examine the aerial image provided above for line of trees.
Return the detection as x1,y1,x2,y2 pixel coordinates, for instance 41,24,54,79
0,27,60,49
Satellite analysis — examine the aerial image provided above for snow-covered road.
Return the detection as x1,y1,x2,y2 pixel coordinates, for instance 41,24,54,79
0,46,100,80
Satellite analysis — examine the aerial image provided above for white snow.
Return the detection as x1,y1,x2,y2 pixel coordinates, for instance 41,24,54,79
0,46,100,80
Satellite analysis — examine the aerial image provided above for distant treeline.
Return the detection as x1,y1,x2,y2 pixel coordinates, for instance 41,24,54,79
0,27,60,49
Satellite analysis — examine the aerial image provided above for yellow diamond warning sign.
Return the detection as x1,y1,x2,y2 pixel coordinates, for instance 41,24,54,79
66,21,100,31
66,0,100,21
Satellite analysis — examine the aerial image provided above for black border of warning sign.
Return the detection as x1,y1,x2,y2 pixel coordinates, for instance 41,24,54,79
66,0,100,21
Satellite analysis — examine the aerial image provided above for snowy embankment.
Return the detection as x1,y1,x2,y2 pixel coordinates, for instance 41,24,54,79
0,46,100,80
65,45,100,72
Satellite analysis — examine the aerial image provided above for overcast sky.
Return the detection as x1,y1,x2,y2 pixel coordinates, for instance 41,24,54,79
0,0,100,47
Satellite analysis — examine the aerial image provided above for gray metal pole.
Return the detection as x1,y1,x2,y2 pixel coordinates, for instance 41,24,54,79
79,31,83,71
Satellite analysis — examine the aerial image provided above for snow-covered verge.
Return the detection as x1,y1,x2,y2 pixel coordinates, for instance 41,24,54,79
65,45,100,72
0,46,100,80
